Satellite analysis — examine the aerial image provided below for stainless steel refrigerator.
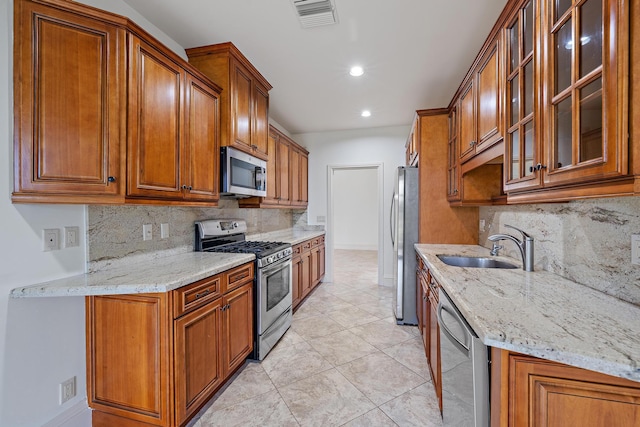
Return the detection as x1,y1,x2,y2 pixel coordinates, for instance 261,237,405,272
391,166,419,325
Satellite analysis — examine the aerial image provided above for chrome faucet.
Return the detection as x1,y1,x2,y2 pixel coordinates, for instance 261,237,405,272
488,224,534,272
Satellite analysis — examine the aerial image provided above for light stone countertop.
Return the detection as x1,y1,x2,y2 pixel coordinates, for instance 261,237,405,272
248,229,325,245
415,244,640,383
11,252,255,298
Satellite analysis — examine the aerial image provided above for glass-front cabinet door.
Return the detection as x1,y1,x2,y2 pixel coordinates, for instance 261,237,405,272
541,0,628,186
447,106,461,201
504,0,540,192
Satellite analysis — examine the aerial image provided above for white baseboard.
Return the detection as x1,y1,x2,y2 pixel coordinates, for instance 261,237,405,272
41,399,91,427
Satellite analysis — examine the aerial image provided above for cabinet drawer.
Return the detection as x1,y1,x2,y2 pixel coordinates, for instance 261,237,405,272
224,262,254,293
301,240,312,251
310,235,325,248
173,275,221,318
292,243,303,256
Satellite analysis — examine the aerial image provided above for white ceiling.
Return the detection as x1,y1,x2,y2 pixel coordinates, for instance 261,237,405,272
122,0,508,135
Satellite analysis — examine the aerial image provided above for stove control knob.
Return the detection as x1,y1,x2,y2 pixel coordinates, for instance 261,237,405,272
267,256,274,264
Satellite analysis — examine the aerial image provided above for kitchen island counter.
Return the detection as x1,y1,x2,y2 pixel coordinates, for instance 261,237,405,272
415,244,640,383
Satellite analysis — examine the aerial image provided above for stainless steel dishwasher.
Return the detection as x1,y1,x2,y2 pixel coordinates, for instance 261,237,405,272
437,287,489,426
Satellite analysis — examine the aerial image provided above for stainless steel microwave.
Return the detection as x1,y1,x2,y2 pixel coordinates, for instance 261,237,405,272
220,146,267,198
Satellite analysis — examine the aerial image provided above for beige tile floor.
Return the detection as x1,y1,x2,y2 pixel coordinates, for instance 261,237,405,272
189,250,443,427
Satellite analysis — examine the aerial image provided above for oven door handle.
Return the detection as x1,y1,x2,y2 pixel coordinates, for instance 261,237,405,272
261,258,292,275
437,303,470,357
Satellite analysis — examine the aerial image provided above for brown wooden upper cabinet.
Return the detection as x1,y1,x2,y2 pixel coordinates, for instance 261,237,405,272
505,0,633,202
504,0,539,193
12,0,223,206
290,143,309,208
458,36,503,164
186,43,271,161
12,0,126,204
239,125,308,209
127,36,221,203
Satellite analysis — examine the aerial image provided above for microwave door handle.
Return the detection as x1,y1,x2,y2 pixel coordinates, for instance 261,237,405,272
255,166,265,190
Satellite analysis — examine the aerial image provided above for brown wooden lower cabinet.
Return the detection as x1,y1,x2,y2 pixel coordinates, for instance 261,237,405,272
491,348,640,427
292,235,325,311
87,262,254,427
416,255,443,413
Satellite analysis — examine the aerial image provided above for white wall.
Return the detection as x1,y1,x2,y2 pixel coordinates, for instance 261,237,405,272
0,1,188,425
333,168,378,250
294,126,408,285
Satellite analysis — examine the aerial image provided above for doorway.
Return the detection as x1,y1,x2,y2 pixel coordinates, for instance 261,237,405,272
327,164,384,286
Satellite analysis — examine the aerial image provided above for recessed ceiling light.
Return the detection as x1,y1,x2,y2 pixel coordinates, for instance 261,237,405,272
349,66,364,77
361,110,371,117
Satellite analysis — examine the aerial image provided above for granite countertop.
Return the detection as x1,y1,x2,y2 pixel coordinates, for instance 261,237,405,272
11,252,255,298
415,244,640,383
248,228,325,245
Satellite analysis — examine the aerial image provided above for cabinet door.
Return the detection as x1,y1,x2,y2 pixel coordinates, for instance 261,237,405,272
447,107,461,201
230,60,253,153
508,352,640,427
174,297,223,425
541,0,627,186
458,81,476,162
299,152,309,205
300,250,312,299
292,255,302,309
222,284,253,375
428,290,442,412
310,246,320,287
290,148,301,203
252,82,269,159
183,73,220,201
87,294,171,425
318,243,325,279
475,40,502,153
13,1,124,200
264,129,280,203
504,0,540,192
278,137,291,205
127,36,183,198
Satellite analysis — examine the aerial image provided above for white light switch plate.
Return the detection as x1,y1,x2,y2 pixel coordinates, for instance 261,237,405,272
632,234,640,265
160,223,169,239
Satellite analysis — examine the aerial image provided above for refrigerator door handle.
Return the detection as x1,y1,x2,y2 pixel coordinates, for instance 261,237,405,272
390,192,396,246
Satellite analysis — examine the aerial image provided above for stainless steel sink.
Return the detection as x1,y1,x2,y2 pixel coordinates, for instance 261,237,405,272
436,254,518,269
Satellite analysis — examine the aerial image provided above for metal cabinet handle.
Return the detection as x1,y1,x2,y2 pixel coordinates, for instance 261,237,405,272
107,176,116,183
195,289,211,299
468,140,477,148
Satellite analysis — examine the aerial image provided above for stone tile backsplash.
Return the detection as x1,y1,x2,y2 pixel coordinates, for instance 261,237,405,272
479,196,640,306
88,199,293,271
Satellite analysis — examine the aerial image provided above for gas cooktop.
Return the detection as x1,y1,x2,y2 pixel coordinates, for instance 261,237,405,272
194,219,292,267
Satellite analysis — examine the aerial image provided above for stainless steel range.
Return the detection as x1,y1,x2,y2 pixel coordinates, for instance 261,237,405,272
195,219,293,360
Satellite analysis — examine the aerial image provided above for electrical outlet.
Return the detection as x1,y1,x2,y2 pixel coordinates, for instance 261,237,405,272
160,223,169,239
59,376,76,405
43,229,60,251
632,234,640,265
143,224,153,241
479,219,486,232
64,226,80,248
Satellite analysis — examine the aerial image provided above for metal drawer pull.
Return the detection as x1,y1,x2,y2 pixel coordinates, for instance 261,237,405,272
195,289,212,299
231,273,249,282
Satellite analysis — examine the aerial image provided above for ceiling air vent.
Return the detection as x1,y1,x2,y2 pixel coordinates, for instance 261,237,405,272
293,0,338,28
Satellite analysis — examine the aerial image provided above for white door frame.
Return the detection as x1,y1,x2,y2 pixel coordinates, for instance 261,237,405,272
327,163,384,285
